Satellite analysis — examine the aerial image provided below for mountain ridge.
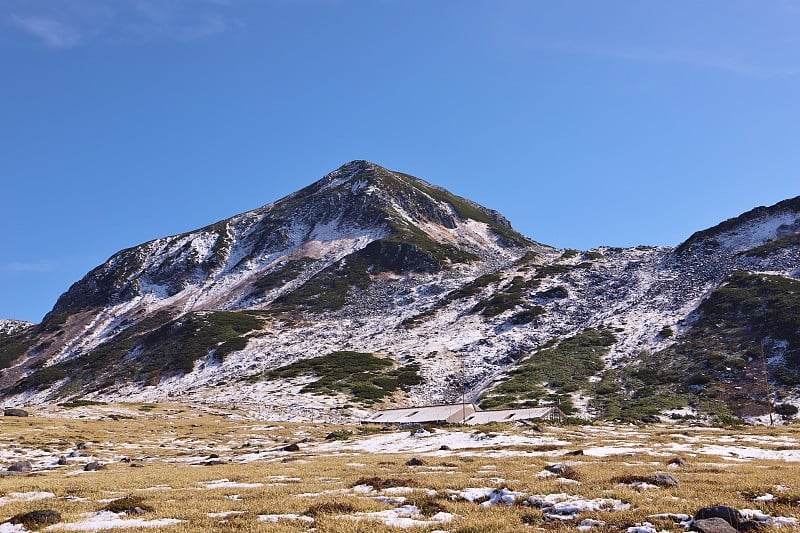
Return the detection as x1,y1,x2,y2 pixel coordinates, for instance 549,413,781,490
1,161,799,423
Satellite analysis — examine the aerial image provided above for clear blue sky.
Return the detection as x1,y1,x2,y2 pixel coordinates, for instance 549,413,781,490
1,1,798,323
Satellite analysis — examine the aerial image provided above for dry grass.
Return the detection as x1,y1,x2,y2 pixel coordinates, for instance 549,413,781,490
0,403,799,531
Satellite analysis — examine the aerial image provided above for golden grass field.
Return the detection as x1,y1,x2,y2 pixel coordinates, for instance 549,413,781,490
1,403,799,532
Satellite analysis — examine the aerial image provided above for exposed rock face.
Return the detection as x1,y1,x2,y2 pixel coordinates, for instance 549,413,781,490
0,161,798,422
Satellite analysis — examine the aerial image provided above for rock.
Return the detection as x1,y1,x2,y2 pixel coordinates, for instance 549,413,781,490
76,442,89,450
207,453,219,459
694,506,743,529
439,445,451,451
567,450,584,456
3,408,29,417
282,443,300,452
693,517,738,533
640,414,661,424
738,521,763,531
7,509,61,529
648,473,680,488
196,460,225,466
405,457,426,466
57,456,68,466
667,457,687,467
84,462,105,471
544,463,569,475
7,461,33,473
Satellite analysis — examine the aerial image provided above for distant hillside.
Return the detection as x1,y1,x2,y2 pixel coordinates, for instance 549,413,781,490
1,161,798,424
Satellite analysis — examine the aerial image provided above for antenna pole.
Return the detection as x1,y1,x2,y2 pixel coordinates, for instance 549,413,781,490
461,355,467,424
761,339,774,426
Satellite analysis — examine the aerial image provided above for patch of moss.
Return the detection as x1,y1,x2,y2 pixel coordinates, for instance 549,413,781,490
480,328,616,412
0,333,33,370
472,276,527,317
743,233,800,258
10,310,263,397
249,258,316,298
594,272,800,419
267,351,421,403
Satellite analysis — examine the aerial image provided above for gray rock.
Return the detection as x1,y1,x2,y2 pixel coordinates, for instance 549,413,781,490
693,517,738,533
3,408,29,417
545,463,569,475
282,443,300,452
57,456,68,466
649,473,680,488
405,457,426,466
667,457,687,467
83,462,105,471
694,506,743,529
7,461,32,473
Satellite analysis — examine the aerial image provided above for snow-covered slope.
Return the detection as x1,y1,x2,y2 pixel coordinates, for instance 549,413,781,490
1,162,798,422
0,320,33,335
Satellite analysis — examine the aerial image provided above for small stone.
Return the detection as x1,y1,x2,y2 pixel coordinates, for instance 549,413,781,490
667,457,687,467
693,517,738,533
8,509,61,529
640,414,661,424
283,443,300,452
439,445,451,451
76,442,89,450
84,462,105,471
405,457,426,466
648,473,680,488
7,461,33,473
544,463,569,475
57,456,68,466
567,449,584,456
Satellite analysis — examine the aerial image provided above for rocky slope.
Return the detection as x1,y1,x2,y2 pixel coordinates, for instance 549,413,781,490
1,161,798,422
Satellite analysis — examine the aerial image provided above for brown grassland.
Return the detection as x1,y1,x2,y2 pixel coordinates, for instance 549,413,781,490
1,403,799,532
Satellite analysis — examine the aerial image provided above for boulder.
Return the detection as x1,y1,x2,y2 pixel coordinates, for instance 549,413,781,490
7,461,32,473
3,408,29,417
405,457,426,466
57,456,68,466
640,414,661,424
693,517,738,533
694,506,743,530
84,462,106,471
7,510,61,529
667,457,687,467
282,443,300,452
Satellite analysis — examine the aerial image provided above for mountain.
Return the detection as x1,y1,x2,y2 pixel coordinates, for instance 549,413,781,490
1,161,798,423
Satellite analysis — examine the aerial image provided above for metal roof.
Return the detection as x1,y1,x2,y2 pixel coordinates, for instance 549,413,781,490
463,407,561,425
364,404,476,424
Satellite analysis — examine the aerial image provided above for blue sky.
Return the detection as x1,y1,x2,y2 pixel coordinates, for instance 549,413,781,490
1,0,798,323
